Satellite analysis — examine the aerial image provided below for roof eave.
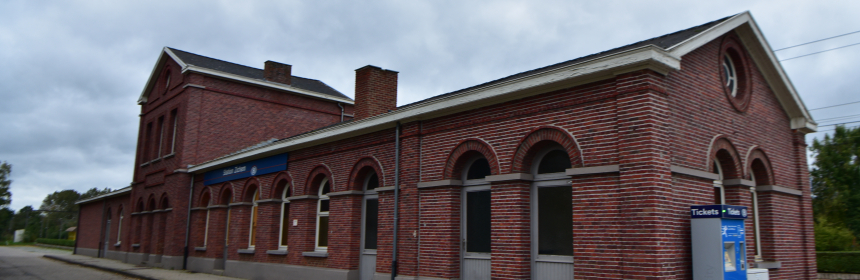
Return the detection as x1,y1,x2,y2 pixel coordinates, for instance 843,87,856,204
74,187,132,205
187,45,681,173
137,47,187,105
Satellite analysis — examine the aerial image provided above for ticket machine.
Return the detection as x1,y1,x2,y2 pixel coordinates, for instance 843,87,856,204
691,205,748,280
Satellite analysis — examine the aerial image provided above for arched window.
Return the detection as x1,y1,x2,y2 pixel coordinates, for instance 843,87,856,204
200,192,211,247
531,145,573,279
363,171,379,251
248,187,260,248
117,208,123,245
278,180,291,250
749,158,770,262
462,155,492,276
316,178,331,252
713,159,725,204
465,157,491,181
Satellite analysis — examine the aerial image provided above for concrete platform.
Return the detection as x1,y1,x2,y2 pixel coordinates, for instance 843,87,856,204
44,252,241,280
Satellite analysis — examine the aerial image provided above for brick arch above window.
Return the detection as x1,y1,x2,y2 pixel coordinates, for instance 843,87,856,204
241,177,262,202
348,157,385,191
746,148,774,186
443,138,500,180
147,195,157,211
708,137,743,179
159,193,170,209
305,164,334,195
270,172,293,199
199,189,212,207
218,183,235,205
510,127,583,174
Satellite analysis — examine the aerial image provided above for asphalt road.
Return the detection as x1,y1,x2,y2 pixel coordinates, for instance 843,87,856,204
0,246,132,280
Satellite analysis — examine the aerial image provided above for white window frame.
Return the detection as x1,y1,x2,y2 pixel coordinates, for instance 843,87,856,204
170,111,178,154
278,185,291,251
714,159,725,204
157,117,165,158
248,189,260,248
723,54,738,97
529,147,574,279
361,172,379,253
750,171,763,262
117,209,123,244
315,178,331,252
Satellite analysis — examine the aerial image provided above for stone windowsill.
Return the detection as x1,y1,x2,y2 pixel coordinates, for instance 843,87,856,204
237,248,255,254
114,242,121,247
131,243,140,248
302,251,328,258
266,249,288,255
195,247,206,252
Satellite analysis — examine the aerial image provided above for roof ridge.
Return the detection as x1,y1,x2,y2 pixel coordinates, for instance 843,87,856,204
397,14,735,109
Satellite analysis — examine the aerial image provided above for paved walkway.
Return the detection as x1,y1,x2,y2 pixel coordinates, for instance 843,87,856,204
39,247,240,280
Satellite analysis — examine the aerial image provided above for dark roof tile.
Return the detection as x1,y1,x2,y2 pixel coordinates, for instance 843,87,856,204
167,48,351,100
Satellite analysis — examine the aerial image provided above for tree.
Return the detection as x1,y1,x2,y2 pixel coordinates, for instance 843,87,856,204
37,187,111,239
80,187,112,200
0,162,11,207
810,125,860,243
40,190,81,239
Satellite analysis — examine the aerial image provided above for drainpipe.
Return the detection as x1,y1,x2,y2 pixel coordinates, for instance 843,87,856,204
183,173,195,270
391,122,401,280
337,103,345,122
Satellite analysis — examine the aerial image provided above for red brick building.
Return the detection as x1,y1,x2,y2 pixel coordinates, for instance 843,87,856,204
76,12,818,279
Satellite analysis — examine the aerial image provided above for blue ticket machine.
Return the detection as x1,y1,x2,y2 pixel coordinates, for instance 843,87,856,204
691,205,748,280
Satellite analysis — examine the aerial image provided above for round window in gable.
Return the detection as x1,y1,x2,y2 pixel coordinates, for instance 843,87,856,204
719,35,751,112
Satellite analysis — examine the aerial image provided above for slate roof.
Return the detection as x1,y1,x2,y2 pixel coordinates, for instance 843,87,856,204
399,15,732,109
190,14,748,169
167,47,350,100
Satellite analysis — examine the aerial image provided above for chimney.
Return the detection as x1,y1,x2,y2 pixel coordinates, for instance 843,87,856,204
264,60,291,85
354,65,398,120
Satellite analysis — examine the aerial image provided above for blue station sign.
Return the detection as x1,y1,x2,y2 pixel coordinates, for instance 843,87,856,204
203,153,288,185
690,205,748,219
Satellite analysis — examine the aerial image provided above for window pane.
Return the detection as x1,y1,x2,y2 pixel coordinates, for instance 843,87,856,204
318,216,329,247
281,205,289,246
467,158,491,180
538,186,573,255
364,199,378,249
538,150,571,174
466,190,491,253
366,173,379,190
320,199,330,212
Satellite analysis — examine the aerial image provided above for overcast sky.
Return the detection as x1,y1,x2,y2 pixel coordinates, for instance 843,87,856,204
1,0,858,211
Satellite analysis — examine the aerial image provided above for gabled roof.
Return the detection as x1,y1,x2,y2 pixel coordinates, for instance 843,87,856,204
188,11,816,174
137,47,353,104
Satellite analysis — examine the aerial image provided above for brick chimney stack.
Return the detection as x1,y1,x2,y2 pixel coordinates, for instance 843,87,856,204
264,60,292,85
354,65,398,120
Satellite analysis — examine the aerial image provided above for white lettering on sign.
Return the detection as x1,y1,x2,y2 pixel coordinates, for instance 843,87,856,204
222,165,248,176
691,208,720,216
727,208,740,216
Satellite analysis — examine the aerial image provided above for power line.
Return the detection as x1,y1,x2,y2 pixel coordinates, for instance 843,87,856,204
809,100,860,111
779,42,860,61
817,120,860,128
816,113,860,122
774,29,860,51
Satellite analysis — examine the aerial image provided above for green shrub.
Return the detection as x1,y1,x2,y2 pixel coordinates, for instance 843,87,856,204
817,251,860,273
35,238,75,247
815,223,856,251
